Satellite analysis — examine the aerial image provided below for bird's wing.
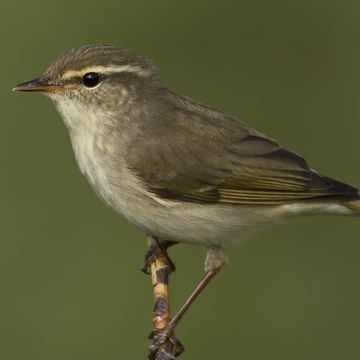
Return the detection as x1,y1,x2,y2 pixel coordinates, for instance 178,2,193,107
126,100,357,205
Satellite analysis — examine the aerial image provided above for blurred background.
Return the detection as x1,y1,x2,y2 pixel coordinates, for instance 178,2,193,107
1,0,360,359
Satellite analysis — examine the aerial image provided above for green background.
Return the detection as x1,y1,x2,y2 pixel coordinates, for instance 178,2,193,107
1,1,360,359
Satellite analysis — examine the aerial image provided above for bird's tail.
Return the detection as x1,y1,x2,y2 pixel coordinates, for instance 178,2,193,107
343,198,360,214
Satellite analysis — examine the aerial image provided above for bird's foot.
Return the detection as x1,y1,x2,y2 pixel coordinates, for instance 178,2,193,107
148,327,184,359
141,239,177,274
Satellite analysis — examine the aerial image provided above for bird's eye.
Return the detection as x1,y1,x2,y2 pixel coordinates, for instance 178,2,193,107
83,72,101,87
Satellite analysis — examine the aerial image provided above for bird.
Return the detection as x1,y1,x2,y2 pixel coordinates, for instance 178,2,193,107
14,43,360,355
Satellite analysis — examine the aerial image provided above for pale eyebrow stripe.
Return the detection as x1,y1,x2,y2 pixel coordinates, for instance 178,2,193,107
62,65,151,79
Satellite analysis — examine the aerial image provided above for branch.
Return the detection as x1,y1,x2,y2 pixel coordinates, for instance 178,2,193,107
147,235,184,360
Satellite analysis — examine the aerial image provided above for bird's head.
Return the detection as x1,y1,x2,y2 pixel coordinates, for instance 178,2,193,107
14,44,159,130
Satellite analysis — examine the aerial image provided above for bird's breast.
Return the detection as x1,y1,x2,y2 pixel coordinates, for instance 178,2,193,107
70,129,119,204
68,127,163,229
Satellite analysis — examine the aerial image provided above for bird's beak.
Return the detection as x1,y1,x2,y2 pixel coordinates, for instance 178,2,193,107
13,76,60,93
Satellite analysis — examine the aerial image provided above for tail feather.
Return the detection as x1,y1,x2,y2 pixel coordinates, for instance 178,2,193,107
344,198,360,214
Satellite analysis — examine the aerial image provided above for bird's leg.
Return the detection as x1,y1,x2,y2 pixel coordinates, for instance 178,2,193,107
149,246,228,355
146,235,184,359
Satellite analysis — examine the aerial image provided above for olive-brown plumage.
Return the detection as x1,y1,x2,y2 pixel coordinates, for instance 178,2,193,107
126,91,358,204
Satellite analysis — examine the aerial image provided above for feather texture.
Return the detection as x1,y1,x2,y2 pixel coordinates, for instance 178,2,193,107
126,92,358,205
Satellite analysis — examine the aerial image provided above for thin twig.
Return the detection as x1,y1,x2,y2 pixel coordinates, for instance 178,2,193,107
147,235,184,360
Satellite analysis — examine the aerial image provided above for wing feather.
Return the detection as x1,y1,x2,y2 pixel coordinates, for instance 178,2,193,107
126,94,357,204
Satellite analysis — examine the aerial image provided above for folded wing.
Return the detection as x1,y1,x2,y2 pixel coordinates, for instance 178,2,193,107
126,97,358,204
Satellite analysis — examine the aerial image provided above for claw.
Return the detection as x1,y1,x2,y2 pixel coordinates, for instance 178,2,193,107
141,240,177,274
141,243,160,274
148,328,184,358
